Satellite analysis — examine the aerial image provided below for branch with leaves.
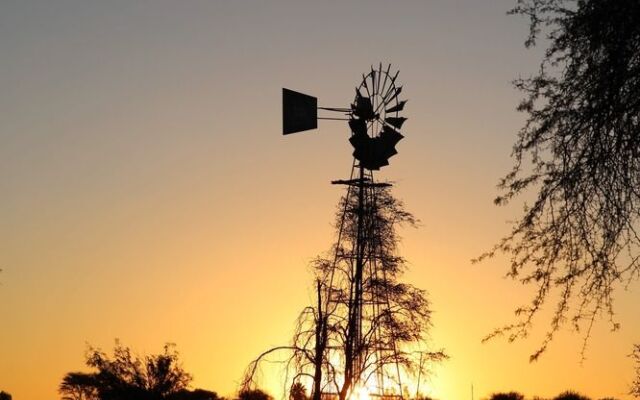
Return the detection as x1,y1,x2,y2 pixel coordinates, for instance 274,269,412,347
477,0,640,361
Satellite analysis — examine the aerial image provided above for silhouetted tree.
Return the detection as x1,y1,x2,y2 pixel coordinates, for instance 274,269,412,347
289,383,307,400
490,392,525,400
553,391,591,400
631,343,640,398
59,341,214,400
477,0,640,360
315,187,447,400
171,389,220,400
60,373,99,400
242,187,446,400
0,391,12,400
238,389,273,400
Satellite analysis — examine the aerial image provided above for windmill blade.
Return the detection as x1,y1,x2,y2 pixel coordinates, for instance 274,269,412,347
378,83,401,113
389,69,399,85
385,70,399,95
351,132,401,171
353,96,374,120
361,73,371,98
385,100,407,113
381,126,404,145
352,138,373,168
370,138,393,170
349,119,368,137
378,64,392,99
371,67,376,93
385,117,407,130
376,63,383,95
381,147,398,160
384,86,403,103
282,88,317,135
373,65,394,115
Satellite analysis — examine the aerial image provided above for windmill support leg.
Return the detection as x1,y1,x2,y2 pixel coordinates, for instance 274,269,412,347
341,165,366,400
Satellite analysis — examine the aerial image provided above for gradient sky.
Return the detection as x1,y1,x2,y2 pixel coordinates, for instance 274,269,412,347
1,1,639,400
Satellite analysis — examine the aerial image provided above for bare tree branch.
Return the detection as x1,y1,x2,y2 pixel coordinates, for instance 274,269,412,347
477,0,640,360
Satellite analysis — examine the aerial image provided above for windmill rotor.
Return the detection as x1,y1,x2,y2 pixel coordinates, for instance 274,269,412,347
282,63,407,170
350,64,406,170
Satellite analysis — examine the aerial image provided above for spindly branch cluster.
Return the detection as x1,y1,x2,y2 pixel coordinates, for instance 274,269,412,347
477,0,640,360
242,186,445,400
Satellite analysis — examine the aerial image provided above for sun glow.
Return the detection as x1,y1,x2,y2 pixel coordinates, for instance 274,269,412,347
349,385,371,400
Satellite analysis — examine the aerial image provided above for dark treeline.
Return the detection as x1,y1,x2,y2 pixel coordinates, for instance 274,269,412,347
54,341,632,400
54,340,629,400
487,391,619,400
57,341,277,400
53,340,640,400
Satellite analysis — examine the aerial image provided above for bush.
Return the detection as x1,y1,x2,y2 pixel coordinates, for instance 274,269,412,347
238,389,273,400
553,391,591,400
490,392,525,400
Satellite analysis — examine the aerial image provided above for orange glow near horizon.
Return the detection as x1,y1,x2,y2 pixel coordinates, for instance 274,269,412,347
350,385,371,400
1,2,639,400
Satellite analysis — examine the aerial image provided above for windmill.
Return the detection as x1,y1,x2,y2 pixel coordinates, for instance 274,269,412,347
282,64,409,400
283,64,405,170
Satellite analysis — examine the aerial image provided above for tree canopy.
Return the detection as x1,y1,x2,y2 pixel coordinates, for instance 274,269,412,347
289,382,307,400
59,341,218,400
238,389,273,400
489,392,525,400
553,391,591,400
489,392,524,400
477,0,640,360
242,186,446,400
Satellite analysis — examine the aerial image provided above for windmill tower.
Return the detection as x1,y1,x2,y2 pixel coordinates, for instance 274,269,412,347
283,64,408,400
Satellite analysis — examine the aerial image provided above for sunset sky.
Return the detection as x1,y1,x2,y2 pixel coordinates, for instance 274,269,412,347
1,1,639,400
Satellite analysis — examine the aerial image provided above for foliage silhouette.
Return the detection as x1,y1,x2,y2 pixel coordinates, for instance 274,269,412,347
60,372,99,400
289,383,307,400
59,341,217,400
238,389,273,400
490,391,525,400
631,344,640,398
242,187,446,400
553,391,591,400
172,389,220,400
476,0,640,360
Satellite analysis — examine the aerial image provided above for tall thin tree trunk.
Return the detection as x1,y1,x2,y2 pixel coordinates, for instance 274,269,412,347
313,280,326,400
